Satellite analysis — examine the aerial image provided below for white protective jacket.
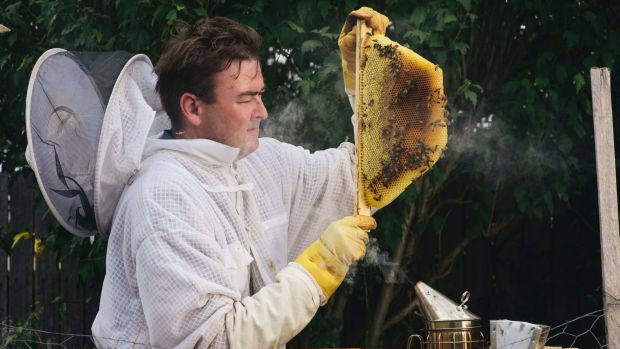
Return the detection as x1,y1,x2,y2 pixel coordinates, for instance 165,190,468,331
92,136,356,349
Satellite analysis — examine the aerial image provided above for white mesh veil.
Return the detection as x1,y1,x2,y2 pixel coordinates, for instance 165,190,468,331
25,49,168,238
94,54,169,236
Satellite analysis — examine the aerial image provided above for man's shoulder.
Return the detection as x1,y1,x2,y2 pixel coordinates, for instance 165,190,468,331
257,137,283,151
121,158,195,200
254,137,308,158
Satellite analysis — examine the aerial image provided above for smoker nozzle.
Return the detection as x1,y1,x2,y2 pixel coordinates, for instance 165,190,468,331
414,281,480,321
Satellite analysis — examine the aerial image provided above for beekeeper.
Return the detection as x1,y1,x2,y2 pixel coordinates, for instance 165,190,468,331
92,8,388,349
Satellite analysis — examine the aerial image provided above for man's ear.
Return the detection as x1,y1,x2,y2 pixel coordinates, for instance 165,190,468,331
179,93,203,127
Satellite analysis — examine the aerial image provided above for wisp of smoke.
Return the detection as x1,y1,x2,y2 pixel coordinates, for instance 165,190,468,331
447,112,560,184
260,101,309,147
344,238,413,285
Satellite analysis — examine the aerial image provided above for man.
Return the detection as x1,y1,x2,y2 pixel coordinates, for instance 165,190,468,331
92,8,388,349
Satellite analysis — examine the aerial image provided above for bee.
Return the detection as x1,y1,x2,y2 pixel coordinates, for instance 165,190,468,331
381,127,391,137
360,56,368,69
431,88,447,105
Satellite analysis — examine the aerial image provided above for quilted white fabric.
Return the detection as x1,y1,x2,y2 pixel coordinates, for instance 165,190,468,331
92,135,356,348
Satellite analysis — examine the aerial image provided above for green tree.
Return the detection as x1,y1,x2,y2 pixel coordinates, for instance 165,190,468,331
1,0,617,347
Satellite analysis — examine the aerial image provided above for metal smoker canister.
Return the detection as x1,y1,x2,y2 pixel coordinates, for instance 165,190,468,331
408,282,485,349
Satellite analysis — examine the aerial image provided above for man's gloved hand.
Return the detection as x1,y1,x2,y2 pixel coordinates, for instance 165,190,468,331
295,215,377,297
338,7,389,95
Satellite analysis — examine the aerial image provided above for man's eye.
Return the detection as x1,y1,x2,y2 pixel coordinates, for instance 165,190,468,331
238,100,252,103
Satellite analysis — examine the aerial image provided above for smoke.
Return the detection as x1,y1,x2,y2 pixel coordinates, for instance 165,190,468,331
344,238,413,285
364,238,412,284
447,111,561,184
260,101,309,147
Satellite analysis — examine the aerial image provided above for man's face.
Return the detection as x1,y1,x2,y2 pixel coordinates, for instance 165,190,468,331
196,59,268,158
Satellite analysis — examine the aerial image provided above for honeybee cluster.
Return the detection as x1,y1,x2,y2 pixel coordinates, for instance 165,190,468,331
390,79,417,108
425,108,450,131
365,117,437,202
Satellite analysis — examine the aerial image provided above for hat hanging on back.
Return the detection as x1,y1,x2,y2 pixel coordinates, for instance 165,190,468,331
94,53,170,236
26,49,170,238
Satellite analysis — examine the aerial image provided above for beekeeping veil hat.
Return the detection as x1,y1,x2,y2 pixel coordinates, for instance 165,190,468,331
26,48,170,238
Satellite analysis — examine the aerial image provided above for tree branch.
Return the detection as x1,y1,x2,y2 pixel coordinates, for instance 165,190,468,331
381,298,420,333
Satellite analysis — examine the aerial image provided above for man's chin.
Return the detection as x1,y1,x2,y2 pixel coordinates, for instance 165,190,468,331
237,140,260,159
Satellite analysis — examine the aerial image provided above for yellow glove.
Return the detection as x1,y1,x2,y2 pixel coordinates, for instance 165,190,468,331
295,215,377,298
338,7,389,94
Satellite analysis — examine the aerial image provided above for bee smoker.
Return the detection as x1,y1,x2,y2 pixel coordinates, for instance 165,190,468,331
408,282,485,349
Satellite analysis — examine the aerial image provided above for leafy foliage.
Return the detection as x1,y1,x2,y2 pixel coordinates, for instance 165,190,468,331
1,0,618,347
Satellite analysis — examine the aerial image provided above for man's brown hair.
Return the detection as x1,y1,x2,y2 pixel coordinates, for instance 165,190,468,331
155,16,262,129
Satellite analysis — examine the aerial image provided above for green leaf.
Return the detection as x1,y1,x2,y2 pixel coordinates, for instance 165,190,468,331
296,0,313,23
463,89,478,106
59,303,67,317
193,7,207,17
534,75,549,87
457,0,472,12
298,79,316,95
7,32,17,46
403,29,430,44
166,9,177,23
301,40,322,53
317,0,330,20
443,13,458,24
454,42,469,55
410,7,427,27
4,2,21,13
311,26,338,39
573,73,586,94
286,20,304,33
503,80,520,95
555,65,568,84
555,133,573,154
11,231,32,249
603,52,615,68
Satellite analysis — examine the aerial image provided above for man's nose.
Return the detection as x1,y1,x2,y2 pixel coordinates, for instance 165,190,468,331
256,98,268,120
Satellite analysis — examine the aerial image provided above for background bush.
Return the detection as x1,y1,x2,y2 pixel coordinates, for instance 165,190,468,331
1,0,619,347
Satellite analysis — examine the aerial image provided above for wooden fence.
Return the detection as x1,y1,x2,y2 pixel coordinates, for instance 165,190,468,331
0,172,98,348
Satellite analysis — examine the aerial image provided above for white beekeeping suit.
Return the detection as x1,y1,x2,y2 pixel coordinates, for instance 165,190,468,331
92,134,356,348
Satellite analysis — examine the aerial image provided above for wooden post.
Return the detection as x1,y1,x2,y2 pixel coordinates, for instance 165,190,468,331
591,67,620,349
